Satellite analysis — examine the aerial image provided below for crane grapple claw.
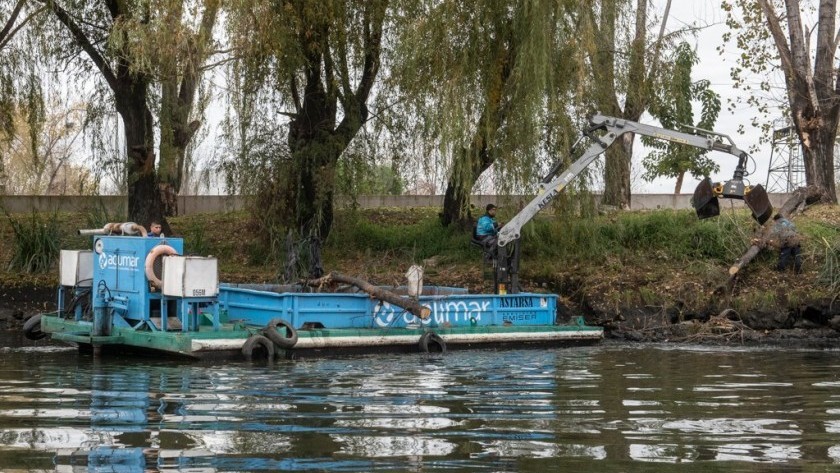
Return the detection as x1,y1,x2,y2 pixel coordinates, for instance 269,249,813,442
744,184,773,224
692,178,720,220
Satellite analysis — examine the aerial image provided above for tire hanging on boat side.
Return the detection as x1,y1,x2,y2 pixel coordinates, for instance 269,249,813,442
419,332,446,353
262,318,298,349
23,314,46,340
241,334,275,360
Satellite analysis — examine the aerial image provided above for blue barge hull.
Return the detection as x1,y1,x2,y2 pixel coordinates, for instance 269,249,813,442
35,235,603,359
219,285,558,329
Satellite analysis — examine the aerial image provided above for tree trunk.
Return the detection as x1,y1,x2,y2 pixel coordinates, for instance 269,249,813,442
158,0,219,217
758,0,839,204
291,133,341,239
588,0,666,210
282,1,385,240
116,86,168,234
602,132,633,208
440,171,473,228
440,144,494,228
440,31,515,228
0,151,5,194
674,171,685,195
158,80,182,217
47,1,169,233
800,120,838,202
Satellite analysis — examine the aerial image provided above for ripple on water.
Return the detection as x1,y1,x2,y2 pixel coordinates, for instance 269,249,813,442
0,341,837,471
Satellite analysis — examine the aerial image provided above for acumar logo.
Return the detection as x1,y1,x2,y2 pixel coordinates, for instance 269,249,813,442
98,252,140,270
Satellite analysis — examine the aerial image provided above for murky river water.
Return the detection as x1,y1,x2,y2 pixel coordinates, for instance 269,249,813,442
1,333,839,472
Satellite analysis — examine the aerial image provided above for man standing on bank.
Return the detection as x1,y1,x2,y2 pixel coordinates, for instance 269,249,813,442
770,214,802,273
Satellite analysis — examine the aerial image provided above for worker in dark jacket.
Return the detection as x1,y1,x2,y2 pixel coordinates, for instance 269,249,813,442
770,214,802,273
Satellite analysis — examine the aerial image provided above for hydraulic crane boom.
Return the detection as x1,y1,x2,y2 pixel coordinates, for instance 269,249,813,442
489,114,772,294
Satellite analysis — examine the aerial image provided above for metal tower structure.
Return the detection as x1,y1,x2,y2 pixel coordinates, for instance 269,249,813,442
766,119,840,192
765,121,805,192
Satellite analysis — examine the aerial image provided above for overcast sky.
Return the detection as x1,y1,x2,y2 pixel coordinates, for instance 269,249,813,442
642,0,788,194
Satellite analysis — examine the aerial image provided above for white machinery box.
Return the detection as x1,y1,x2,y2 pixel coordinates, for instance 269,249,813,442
162,256,218,298
60,250,93,287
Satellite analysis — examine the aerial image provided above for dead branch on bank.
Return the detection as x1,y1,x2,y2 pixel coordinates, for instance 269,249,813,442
722,186,830,294
306,271,431,319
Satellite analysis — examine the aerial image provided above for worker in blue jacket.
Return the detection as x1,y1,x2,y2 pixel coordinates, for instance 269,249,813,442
475,203,500,249
147,222,162,237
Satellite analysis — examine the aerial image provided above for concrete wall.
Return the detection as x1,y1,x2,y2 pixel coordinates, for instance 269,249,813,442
0,193,800,216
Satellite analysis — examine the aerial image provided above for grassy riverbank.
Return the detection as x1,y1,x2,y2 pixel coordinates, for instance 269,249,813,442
1,204,839,335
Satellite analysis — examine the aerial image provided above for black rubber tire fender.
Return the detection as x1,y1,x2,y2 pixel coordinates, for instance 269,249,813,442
419,331,446,353
23,314,45,341
241,334,275,360
262,318,298,349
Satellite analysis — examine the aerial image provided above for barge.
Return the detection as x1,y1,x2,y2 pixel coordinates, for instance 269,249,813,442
28,232,602,359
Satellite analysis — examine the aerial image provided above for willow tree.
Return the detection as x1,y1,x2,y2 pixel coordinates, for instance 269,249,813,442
390,0,572,227
723,0,838,203
39,0,221,227
155,0,220,216
226,0,387,239
1,0,46,194
44,1,167,230
579,0,672,208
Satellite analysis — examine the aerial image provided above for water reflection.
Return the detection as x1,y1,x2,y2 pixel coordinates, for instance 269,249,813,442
1,335,840,471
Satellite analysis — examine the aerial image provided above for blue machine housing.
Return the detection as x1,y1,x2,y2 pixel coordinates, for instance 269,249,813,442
91,236,184,334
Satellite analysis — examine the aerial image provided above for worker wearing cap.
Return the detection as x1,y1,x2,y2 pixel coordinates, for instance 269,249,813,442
476,204,500,249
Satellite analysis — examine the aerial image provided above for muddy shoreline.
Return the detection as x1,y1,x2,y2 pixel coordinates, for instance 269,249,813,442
4,281,839,347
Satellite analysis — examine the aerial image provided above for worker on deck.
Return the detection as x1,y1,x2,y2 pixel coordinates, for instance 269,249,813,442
475,203,500,250
147,221,162,238
770,214,802,273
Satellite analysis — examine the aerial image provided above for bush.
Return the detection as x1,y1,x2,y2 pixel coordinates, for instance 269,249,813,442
5,212,61,273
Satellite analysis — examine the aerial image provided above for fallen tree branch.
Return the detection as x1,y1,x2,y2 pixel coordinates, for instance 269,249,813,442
306,272,432,320
722,186,829,293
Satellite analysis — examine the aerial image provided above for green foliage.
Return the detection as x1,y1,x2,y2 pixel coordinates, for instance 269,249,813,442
5,211,60,273
183,221,209,256
336,157,404,201
224,0,390,237
82,198,123,229
522,209,751,265
719,0,779,142
801,221,840,293
386,0,569,196
320,207,763,270
642,42,722,191
328,214,467,262
818,239,840,294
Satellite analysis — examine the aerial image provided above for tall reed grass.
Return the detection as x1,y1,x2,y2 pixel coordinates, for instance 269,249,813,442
5,211,61,273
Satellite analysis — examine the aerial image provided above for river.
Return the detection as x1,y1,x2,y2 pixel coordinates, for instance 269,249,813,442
0,332,838,472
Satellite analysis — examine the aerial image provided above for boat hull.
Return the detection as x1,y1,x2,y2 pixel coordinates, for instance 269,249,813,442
41,313,602,360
